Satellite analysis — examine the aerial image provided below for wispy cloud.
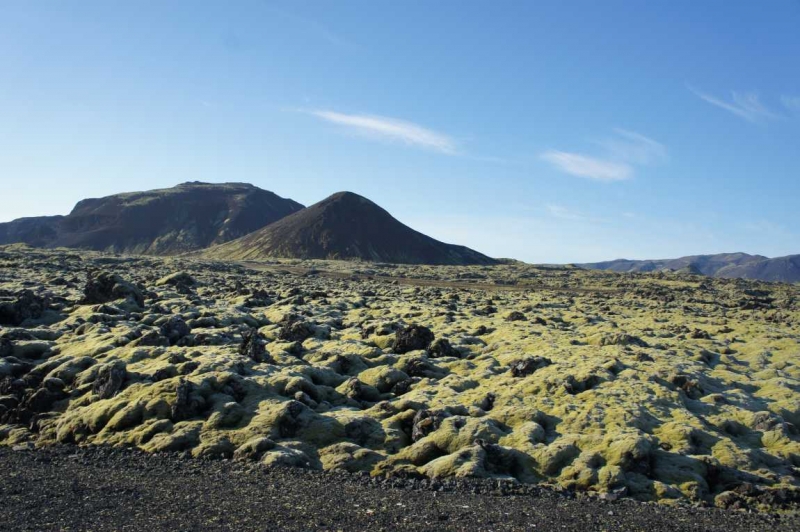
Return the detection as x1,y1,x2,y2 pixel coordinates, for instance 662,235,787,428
597,128,667,165
687,85,780,123
305,110,459,155
782,95,800,113
540,151,632,181
546,204,583,221
540,128,664,182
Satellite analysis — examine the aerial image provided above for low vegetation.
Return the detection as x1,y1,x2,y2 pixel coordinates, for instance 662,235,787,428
1,245,798,511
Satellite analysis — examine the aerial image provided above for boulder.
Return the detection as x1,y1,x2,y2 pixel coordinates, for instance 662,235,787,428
159,316,190,345
510,356,552,378
239,328,271,363
93,361,128,400
82,272,144,308
278,320,314,342
170,379,205,421
428,338,459,358
411,409,448,442
0,338,13,358
394,325,434,354
506,311,527,322
155,272,197,290
0,291,49,326
25,388,61,413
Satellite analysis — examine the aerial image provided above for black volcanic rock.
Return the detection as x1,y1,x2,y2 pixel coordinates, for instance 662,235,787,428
0,182,303,255
395,325,435,354
82,272,144,308
203,192,495,265
0,290,49,326
93,362,128,400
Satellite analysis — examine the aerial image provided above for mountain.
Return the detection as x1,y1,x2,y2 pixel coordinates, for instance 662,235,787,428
0,182,303,255
581,252,800,283
0,215,64,248
203,191,496,265
582,253,766,276
715,254,800,282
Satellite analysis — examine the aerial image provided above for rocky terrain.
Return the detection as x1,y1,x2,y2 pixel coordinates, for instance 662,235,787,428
2,446,797,532
582,252,800,284
1,245,799,513
0,182,303,255
202,191,496,265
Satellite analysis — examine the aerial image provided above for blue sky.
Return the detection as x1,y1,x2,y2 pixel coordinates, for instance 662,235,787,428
1,1,798,263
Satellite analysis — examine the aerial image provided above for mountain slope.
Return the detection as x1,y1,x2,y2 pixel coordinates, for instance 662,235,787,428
716,254,800,282
581,252,800,283
0,216,64,248
203,191,496,265
0,182,303,255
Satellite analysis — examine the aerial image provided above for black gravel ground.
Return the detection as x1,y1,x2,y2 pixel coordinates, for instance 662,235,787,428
0,446,798,532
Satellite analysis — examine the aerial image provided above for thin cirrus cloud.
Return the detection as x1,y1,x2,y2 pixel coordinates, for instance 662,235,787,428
540,129,665,182
546,204,584,221
597,128,667,165
540,151,632,182
687,85,780,123
305,110,459,155
782,95,800,113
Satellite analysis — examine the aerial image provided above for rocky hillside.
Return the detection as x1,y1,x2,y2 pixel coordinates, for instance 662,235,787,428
203,191,496,265
0,216,64,248
581,252,800,283
0,182,303,255
716,254,800,282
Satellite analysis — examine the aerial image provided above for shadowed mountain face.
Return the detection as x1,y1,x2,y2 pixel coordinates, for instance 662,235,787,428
0,216,64,248
204,191,496,265
0,182,303,255
581,252,800,283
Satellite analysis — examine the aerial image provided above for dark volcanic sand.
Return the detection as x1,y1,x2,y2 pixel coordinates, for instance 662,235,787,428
0,446,797,532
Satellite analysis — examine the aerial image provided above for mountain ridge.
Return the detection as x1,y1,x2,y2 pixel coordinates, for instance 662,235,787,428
202,191,496,265
580,252,800,283
3,183,795,276
0,182,304,255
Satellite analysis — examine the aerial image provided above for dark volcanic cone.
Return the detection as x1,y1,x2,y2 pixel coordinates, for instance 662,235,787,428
203,191,495,265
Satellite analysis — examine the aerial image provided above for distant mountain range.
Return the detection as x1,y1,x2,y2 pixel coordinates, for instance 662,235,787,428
0,182,303,255
581,253,800,283
2,182,796,279
202,191,496,265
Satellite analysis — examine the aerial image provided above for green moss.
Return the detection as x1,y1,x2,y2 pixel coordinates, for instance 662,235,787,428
2,247,799,508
